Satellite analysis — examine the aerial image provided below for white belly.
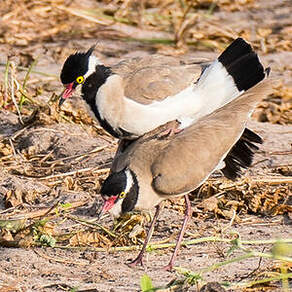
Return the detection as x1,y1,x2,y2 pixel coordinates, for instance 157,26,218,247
98,60,241,136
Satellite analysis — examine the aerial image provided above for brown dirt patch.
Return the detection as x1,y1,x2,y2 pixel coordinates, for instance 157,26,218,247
0,0,291,291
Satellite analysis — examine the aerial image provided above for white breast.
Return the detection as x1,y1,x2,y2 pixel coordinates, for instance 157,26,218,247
96,60,242,136
121,61,242,135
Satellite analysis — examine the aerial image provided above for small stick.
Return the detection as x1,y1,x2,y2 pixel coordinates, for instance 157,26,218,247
8,138,17,158
45,145,108,165
33,248,89,266
238,247,265,281
8,200,87,220
54,237,292,254
66,215,116,238
3,60,9,105
250,177,292,184
39,150,54,163
269,150,292,155
38,167,102,180
9,61,23,124
221,209,236,233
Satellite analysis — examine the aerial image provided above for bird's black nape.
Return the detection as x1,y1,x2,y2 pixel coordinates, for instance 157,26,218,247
100,170,127,198
60,46,95,85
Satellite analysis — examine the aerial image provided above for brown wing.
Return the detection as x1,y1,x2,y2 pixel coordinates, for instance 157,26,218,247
151,80,274,195
110,122,176,173
111,55,206,105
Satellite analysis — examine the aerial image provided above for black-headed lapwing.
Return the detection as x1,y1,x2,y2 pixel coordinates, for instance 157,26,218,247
98,79,274,270
59,38,267,141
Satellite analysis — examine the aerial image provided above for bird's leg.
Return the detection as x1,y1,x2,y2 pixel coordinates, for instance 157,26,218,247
127,205,161,268
164,194,192,271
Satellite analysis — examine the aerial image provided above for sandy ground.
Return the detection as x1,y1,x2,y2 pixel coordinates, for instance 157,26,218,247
0,119,291,291
0,0,292,291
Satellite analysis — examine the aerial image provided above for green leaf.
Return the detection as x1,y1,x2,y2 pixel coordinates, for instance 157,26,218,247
39,234,56,247
272,241,292,257
174,267,202,285
140,274,153,292
60,202,72,209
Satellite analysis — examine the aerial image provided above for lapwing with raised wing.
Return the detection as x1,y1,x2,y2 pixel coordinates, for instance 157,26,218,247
59,38,266,140
98,79,274,270
59,38,269,179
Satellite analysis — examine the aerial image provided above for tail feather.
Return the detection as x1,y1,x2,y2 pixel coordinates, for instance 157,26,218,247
239,127,263,144
197,39,269,180
222,128,263,180
223,52,265,91
218,38,253,66
218,38,265,92
194,38,267,118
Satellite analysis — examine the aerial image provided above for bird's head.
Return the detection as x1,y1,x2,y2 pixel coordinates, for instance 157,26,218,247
99,169,139,218
59,45,99,106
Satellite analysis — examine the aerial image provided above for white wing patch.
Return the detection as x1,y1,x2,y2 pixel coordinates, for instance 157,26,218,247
95,59,243,136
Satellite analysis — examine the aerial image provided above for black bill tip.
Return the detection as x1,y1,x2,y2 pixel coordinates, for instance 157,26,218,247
58,97,66,107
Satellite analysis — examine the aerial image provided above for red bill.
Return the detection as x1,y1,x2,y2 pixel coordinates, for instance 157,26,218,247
59,82,74,106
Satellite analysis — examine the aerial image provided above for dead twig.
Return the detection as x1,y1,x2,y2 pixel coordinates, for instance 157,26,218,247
44,145,109,165
33,248,89,266
36,167,109,180
7,200,88,220
9,61,23,125
66,215,116,238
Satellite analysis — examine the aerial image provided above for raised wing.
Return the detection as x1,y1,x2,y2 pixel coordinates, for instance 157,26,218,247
151,80,273,195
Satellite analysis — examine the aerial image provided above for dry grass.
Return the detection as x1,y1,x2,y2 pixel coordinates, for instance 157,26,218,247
1,0,292,52
0,1,291,291
1,0,291,124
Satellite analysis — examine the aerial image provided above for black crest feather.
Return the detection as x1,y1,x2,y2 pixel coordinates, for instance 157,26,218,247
60,46,95,84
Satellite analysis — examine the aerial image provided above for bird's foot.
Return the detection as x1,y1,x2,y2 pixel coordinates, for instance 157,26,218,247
159,127,183,138
127,256,144,268
158,121,182,138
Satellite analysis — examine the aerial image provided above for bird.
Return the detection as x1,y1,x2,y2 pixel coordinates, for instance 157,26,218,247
98,79,273,271
59,38,266,141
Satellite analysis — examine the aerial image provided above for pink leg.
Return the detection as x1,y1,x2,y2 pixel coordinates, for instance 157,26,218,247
127,205,161,268
158,121,183,138
164,194,192,271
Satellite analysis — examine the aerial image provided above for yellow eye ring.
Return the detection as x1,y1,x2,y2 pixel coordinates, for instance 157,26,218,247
76,76,84,84
119,191,126,199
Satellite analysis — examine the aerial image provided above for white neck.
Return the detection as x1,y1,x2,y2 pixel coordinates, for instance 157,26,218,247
84,56,102,79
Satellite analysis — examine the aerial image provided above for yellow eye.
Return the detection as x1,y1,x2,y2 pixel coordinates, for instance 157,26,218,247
119,191,126,199
76,76,84,84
